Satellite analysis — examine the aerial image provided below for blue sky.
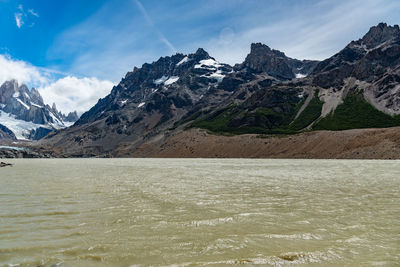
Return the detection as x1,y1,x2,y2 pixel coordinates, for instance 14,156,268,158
0,0,399,113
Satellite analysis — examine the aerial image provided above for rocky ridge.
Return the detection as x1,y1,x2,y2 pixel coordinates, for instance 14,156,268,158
40,23,400,157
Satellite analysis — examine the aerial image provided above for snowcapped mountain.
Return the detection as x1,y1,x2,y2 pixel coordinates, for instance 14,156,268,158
38,22,400,157
40,43,317,156
0,80,79,140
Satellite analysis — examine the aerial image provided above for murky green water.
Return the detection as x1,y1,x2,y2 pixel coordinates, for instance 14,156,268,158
0,159,399,266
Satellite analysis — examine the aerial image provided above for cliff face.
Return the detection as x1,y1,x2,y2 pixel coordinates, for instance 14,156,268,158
236,43,318,80
0,123,16,140
40,23,400,157
311,23,400,114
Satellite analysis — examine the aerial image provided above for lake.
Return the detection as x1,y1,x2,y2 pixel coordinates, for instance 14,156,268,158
0,159,399,266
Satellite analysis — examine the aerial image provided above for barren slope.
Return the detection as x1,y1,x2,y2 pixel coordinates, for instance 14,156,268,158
123,127,400,159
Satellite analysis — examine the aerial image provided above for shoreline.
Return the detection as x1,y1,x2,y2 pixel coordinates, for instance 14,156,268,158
1,127,400,159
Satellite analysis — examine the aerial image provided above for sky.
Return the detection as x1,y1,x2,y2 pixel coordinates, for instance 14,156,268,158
0,0,399,114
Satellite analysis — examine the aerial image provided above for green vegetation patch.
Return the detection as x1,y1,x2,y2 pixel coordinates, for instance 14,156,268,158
191,105,247,134
313,93,400,130
191,99,305,135
289,90,323,131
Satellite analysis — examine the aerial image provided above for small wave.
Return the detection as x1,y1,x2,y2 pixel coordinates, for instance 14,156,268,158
344,236,365,243
190,217,233,226
2,210,80,218
78,254,103,261
164,251,334,266
265,233,322,240
63,231,88,237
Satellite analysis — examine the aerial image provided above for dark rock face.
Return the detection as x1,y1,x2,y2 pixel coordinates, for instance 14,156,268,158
76,48,233,126
236,43,319,80
310,23,400,114
64,111,79,122
0,124,16,140
0,146,54,158
312,23,400,88
28,127,53,140
362,22,400,49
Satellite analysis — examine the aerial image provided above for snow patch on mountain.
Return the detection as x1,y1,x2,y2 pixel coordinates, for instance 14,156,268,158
195,59,222,69
0,110,48,140
16,98,30,109
164,76,179,85
31,103,43,108
154,76,168,85
203,70,225,82
296,73,307,78
176,56,189,66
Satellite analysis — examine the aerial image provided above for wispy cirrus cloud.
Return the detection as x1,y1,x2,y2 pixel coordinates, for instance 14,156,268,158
14,5,24,28
46,1,184,82
14,4,39,29
28,9,39,17
200,0,400,64
134,0,176,53
47,0,400,84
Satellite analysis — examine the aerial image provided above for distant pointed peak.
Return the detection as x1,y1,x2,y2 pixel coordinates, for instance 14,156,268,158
250,42,271,51
368,22,399,33
361,22,400,48
194,48,210,58
248,43,287,58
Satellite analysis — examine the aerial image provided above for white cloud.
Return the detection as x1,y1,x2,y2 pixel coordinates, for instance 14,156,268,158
0,54,114,115
39,76,114,114
0,54,47,85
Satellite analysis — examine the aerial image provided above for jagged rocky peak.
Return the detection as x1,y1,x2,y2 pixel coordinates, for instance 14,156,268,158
124,48,212,82
65,111,79,122
360,22,400,49
0,79,19,103
192,48,211,60
29,87,44,105
77,47,233,126
237,42,318,80
114,47,231,98
240,43,293,77
0,80,44,107
312,22,400,88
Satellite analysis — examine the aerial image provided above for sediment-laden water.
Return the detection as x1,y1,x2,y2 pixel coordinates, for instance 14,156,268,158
0,159,399,266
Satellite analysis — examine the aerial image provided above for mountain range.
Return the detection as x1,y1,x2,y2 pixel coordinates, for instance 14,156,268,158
1,22,400,158
0,80,78,140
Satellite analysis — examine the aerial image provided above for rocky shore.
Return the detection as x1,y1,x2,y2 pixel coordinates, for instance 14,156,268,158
0,145,55,158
